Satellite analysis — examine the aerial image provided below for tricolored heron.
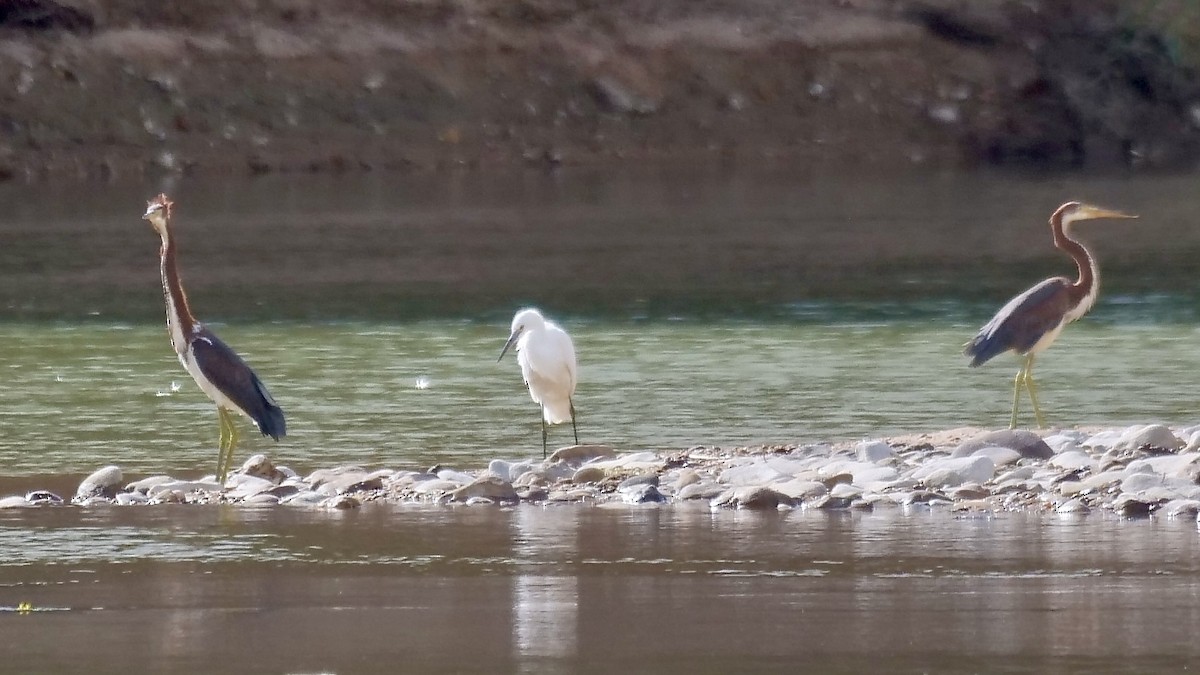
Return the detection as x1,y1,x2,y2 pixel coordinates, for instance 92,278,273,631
498,308,578,457
143,194,286,483
964,201,1137,429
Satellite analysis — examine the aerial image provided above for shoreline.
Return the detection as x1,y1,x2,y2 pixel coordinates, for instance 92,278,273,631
5,423,1200,518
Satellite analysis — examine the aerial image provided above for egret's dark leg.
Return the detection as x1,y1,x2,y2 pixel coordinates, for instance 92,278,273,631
1023,355,1047,429
570,399,578,445
540,405,548,458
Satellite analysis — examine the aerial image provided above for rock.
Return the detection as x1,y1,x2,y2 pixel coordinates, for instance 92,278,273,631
24,491,63,505
899,490,950,506
1113,424,1183,452
617,473,659,490
1112,494,1155,517
829,483,863,500
126,475,174,494
948,484,990,500
719,461,787,486
224,474,279,500
669,468,701,490
451,476,518,503
1163,499,1200,518
465,496,495,506
951,430,1052,460
852,466,899,484
856,440,895,463
0,495,29,508
74,466,123,502
548,445,617,465
809,494,854,509
280,490,328,506
1050,450,1096,472
304,466,369,490
238,454,286,483
572,466,607,484
969,446,1022,467
676,482,725,500
621,484,667,504
436,468,475,485
318,473,384,496
1083,429,1123,450
1055,498,1089,514
712,486,792,509
913,456,996,488
146,480,221,498
322,495,360,509
487,459,514,482
412,479,461,495
517,486,549,502
115,492,149,506
772,479,827,501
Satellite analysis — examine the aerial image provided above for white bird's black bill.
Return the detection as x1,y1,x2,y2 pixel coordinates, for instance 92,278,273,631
498,331,520,362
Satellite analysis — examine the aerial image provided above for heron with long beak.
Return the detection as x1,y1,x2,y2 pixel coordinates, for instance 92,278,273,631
964,201,1137,429
143,194,286,483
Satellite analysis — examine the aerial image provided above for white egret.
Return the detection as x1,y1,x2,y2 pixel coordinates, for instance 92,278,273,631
498,308,579,457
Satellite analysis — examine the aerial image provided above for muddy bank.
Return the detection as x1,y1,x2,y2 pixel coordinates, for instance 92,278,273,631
1,0,1199,181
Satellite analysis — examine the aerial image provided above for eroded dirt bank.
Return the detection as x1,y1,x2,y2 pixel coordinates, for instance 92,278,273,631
0,0,1198,181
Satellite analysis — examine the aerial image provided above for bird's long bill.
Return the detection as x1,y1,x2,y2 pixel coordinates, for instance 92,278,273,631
1082,205,1138,220
497,331,520,362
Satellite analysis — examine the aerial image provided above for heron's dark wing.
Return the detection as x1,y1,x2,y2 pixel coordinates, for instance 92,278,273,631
191,328,286,439
964,277,1072,367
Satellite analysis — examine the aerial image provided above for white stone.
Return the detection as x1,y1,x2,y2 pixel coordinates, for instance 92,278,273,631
75,465,123,500
855,440,895,463
436,469,475,485
1050,450,1097,472
719,462,787,486
912,456,996,487
970,446,1021,467
1114,424,1183,451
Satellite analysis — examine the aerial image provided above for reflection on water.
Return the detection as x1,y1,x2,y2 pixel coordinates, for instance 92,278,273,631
2,505,1200,673
5,168,1200,672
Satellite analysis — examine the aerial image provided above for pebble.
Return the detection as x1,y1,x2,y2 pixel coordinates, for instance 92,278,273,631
711,486,792,509
22,428,1200,515
74,465,123,502
856,440,895,463
0,495,30,508
451,476,518,503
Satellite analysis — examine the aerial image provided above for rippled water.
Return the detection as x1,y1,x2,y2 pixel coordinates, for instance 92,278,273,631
5,167,1200,673
3,320,1200,480
3,505,1200,673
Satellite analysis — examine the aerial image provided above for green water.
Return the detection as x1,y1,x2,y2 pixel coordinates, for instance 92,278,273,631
2,319,1198,478
4,167,1200,479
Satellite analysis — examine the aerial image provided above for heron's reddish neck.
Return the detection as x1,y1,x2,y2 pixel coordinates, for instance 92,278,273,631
159,228,198,348
1051,214,1097,300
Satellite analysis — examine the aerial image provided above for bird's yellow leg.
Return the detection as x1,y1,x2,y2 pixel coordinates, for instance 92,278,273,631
216,408,236,485
215,408,229,480
1023,355,1047,429
1009,364,1025,430
226,416,240,479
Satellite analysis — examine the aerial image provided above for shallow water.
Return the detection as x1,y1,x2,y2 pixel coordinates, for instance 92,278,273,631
2,320,1200,480
3,505,1200,674
5,166,1200,672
